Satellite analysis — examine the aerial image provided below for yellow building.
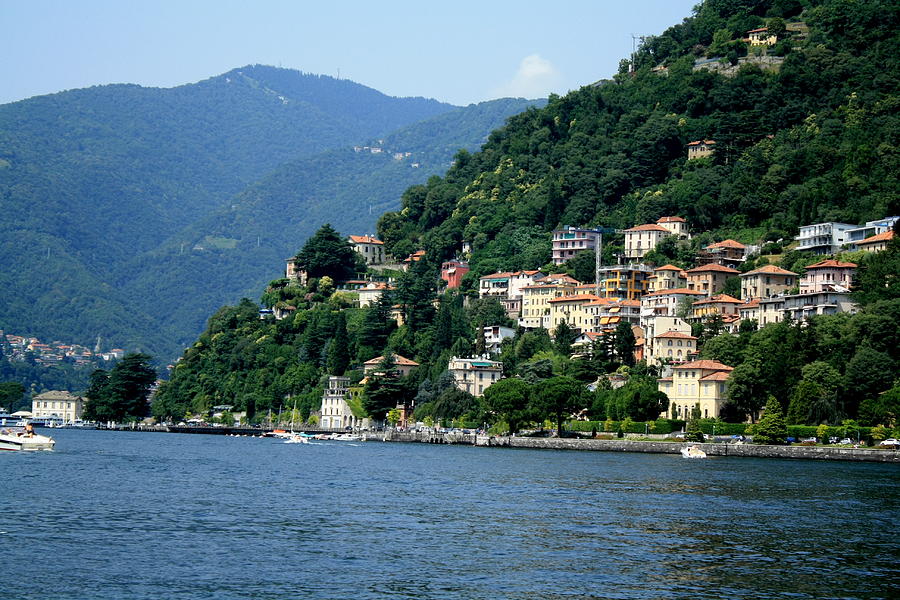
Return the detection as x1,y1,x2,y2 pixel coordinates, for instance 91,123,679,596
740,264,797,300
691,294,743,320
548,293,603,333
648,264,687,292
518,283,576,329
32,390,83,423
857,230,895,253
687,140,716,160
658,360,733,420
597,265,654,300
685,263,740,295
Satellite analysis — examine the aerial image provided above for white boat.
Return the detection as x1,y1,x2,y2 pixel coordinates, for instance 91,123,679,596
333,433,362,442
284,433,309,444
0,427,56,451
680,445,707,459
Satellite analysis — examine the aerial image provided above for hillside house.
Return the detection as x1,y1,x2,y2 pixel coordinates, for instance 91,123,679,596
691,294,743,320
783,291,857,321
357,282,393,308
747,27,777,46
319,376,362,430
643,316,691,364
623,224,672,260
648,264,688,292
31,391,83,424
685,264,740,295
656,216,689,237
552,226,600,265
548,293,604,334
596,264,655,300
658,360,734,420
799,260,856,294
519,282,577,329
348,235,387,265
483,325,516,355
593,299,641,333
846,217,899,249
740,265,797,300
856,229,895,253
687,140,716,160
440,260,469,289
363,354,419,378
795,222,855,255
697,239,748,269
654,331,697,364
448,356,503,397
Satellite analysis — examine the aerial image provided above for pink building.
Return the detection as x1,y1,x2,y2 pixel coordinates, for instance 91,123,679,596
440,260,469,290
799,260,857,294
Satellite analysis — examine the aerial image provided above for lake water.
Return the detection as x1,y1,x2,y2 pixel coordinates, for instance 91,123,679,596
4,429,898,599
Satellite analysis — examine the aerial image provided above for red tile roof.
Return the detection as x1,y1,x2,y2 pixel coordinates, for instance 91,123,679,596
686,264,741,274
859,230,895,244
805,259,857,269
687,140,716,146
693,294,743,305
706,239,746,250
549,294,602,303
643,287,706,297
742,264,797,276
657,216,686,223
673,359,733,371
348,235,383,244
700,371,731,381
625,224,671,233
655,331,696,340
364,354,420,366
654,264,683,271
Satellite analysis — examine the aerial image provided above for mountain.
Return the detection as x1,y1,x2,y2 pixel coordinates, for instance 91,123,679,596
0,67,537,359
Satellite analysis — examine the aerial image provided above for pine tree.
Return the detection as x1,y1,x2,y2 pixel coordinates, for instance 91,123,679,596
753,396,788,445
326,311,350,375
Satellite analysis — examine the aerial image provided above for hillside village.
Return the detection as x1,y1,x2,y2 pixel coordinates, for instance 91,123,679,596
267,204,898,432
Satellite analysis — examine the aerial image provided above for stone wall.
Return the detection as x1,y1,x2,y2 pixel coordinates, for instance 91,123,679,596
383,431,900,463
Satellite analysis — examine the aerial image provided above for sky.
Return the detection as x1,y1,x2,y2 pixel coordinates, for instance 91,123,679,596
0,0,698,106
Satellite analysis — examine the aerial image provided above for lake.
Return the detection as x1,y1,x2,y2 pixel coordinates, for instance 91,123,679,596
4,429,898,599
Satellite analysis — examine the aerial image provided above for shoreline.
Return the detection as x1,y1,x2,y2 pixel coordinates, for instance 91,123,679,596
384,431,900,463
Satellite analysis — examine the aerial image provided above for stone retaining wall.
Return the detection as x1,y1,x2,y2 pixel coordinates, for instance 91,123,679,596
384,431,900,463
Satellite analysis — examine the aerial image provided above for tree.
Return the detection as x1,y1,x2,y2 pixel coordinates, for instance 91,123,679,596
753,396,788,445
553,321,576,356
726,358,767,422
481,377,531,434
326,311,350,375
84,354,156,422
531,376,585,436
685,403,705,442
0,381,25,410
842,347,895,418
612,322,636,367
858,385,900,427
293,223,364,281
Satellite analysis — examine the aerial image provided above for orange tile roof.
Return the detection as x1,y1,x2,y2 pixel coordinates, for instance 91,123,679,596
859,230,895,244
549,293,602,303
742,264,797,276
700,371,731,381
673,359,733,371
748,27,769,33
654,264,684,271
364,354,420,366
657,216,686,223
656,331,696,339
805,259,857,269
685,264,740,274
687,139,716,146
693,294,742,305
625,224,671,233
349,235,383,244
644,287,706,297
739,298,760,309
706,239,746,250
481,272,515,279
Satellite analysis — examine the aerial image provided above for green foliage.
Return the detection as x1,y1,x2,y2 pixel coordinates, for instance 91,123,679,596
530,376,587,436
754,396,789,445
83,353,156,422
481,377,531,434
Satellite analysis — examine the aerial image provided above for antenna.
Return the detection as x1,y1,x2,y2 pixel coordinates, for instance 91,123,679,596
337,68,341,80
630,34,646,73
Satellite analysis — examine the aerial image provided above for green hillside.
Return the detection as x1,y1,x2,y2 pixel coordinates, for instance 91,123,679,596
0,67,538,359
151,0,900,433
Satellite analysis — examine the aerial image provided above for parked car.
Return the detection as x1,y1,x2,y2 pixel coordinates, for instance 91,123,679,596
839,438,853,445
802,437,818,443
879,438,899,447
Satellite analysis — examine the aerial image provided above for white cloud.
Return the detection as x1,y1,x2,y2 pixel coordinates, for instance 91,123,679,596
490,54,564,99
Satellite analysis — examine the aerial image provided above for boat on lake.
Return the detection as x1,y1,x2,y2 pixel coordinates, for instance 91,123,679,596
0,427,56,451
680,445,707,459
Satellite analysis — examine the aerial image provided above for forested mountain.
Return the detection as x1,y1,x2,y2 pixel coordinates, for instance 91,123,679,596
0,64,534,360
152,0,900,433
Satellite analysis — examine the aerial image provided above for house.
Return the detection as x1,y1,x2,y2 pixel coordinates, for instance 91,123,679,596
657,360,734,420
795,222,855,255
697,239,748,269
440,260,469,289
483,325,516,355
640,288,707,321
739,264,797,300
285,257,307,285
402,250,426,270
348,235,386,265
519,282,577,329
552,226,600,265
799,259,857,294
357,282,393,308
593,299,641,333
687,140,715,160
846,217,899,249
656,216,689,237
648,264,688,292
691,294,743,320
596,264,655,300
319,376,362,430
738,298,760,323
759,296,786,326
856,229,896,253
548,294,604,334
448,357,503,397
685,264,740,295
479,272,514,298
783,291,857,321
363,354,419,378
623,224,672,260
32,391,83,423
653,331,697,364
747,27,777,46
643,316,692,365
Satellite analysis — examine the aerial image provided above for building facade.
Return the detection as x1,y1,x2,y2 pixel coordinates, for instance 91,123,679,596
448,357,503,397
623,224,672,260
685,264,740,296
348,235,386,265
31,391,83,423
319,376,361,430
740,265,797,300
552,227,600,265
795,222,855,255
658,360,733,420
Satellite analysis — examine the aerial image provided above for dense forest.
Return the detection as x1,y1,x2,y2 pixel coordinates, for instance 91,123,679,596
0,66,536,360
109,0,900,437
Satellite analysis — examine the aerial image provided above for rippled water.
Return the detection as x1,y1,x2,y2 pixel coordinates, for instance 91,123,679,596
4,429,898,599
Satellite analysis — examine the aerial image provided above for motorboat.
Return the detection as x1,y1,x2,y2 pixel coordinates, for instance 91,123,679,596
680,445,707,459
333,433,362,442
0,427,56,451
284,433,309,444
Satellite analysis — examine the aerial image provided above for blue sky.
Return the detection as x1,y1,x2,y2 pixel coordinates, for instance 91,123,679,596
1,0,698,106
